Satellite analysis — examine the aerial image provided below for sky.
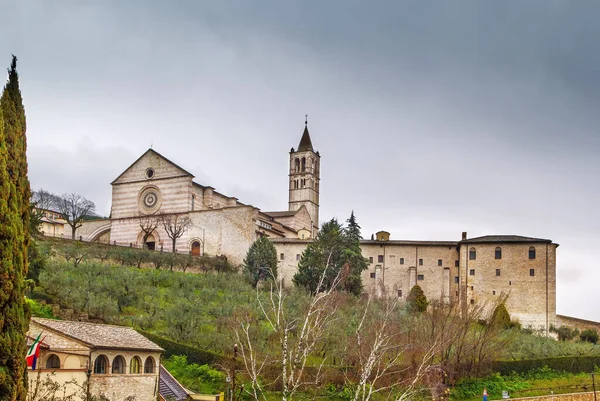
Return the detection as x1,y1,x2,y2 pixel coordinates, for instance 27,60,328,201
1,1,599,320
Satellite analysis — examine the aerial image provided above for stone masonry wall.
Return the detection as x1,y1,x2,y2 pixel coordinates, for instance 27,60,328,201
458,243,556,331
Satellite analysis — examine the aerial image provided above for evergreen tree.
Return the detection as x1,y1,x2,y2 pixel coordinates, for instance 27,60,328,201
406,285,428,313
243,236,278,288
293,218,368,296
345,210,362,241
491,303,511,329
0,55,30,401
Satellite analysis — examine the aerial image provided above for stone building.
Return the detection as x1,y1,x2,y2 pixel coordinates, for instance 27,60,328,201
77,122,319,265
78,122,559,332
27,318,163,401
273,233,558,332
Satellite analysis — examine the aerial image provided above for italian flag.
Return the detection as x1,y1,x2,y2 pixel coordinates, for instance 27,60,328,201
26,332,43,370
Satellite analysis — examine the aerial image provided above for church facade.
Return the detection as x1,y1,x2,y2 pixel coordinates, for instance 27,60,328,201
78,122,557,332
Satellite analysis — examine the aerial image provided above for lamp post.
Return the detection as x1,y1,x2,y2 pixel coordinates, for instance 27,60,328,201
230,343,238,401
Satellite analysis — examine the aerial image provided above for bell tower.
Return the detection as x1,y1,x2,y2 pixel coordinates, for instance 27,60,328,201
289,117,320,236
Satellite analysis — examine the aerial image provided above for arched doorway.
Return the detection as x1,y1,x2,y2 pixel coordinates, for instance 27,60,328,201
191,241,201,257
145,233,156,251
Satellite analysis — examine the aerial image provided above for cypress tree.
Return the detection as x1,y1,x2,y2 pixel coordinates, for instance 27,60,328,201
0,55,30,401
345,210,362,241
243,236,278,288
406,285,429,313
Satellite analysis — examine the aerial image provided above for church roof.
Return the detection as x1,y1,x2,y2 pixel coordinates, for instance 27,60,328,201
297,124,314,152
263,210,299,218
111,148,194,185
460,235,553,244
31,318,164,352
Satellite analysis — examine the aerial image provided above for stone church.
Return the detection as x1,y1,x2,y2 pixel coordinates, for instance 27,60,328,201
78,122,558,332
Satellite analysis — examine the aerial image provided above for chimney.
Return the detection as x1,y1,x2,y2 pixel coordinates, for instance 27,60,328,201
462,232,467,241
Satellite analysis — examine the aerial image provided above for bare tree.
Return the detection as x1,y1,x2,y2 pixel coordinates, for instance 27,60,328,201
138,214,159,249
55,193,96,240
160,213,193,253
31,188,58,211
235,254,342,401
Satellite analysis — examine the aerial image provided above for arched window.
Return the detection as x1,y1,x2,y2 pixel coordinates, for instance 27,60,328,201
191,195,195,211
144,357,155,374
301,157,306,172
130,356,142,374
495,247,502,260
46,354,60,369
529,246,536,259
111,355,126,374
93,355,108,374
294,158,300,172
469,247,476,260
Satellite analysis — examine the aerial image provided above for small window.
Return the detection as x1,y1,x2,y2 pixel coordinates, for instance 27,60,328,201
509,281,512,286
46,354,60,369
469,248,476,260
94,355,108,374
280,253,285,260
496,269,501,276
495,247,502,260
417,274,424,281
438,259,442,266
370,272,376,279
469,269,475,276
455,260,459,267
530,269,535,277
191,195,195,211
399,258,404,265
493,290,496,295
470,299,475,305
454,276,459,284
130,356,142,374
378,255,384,263
470,286,474,290
296,254,300,261
455,290,459,296
144,357,155,374
529,246,536,259
112,355,126,374
419,259,423,266
397,289,402,298
369,257,373,263
145,168,155,179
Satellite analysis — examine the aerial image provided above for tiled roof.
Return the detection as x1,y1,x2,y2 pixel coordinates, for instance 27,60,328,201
159,365,190,401
360,240,458,246
460,235,552,244
264,210,298,218
32,318,163,352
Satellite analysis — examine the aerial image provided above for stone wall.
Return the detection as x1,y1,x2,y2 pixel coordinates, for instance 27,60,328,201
556,315,600,333
458,242,557,331
494,392,595,401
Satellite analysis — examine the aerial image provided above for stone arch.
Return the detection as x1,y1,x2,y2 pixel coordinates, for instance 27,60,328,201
130,356,142,374
144,356,155,374
86,223,112,243
94,354,109,374
294,158,300,172
301,157,306,171
46,354,60,369
188,238,203,257
137,230,160,251
111,355,126,374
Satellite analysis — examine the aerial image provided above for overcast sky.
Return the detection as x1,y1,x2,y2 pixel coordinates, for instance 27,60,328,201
1,1,599,321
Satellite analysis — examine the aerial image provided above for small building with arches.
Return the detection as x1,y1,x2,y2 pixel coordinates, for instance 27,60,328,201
27,317,163,401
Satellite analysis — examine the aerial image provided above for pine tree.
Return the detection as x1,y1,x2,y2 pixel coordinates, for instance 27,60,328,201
293,218,368,296
0,55,30,401
345,210,362,241
406,285,428,313
243,236,278,288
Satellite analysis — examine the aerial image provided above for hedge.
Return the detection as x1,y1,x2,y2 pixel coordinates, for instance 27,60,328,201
493,356,600,375
137,329,224,366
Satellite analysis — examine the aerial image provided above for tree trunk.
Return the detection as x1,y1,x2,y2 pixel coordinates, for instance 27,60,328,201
172,239,176,253
71,224,77,240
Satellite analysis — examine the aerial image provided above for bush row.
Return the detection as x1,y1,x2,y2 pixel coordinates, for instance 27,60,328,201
493,355,600,375
137,329,223,366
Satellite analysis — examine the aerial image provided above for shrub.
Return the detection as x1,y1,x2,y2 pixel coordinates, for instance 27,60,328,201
406,285,428,313
491,304,511,329
580,329,599,344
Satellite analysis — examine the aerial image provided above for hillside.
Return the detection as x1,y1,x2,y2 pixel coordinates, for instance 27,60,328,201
28,237,600,400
